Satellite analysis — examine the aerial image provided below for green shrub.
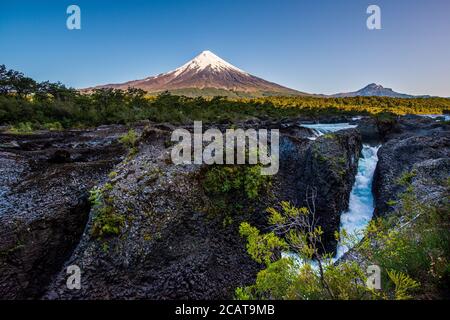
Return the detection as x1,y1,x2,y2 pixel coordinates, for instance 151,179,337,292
239,222,287,265
89,186,125,239
103,183,113,192
386,199,397,206
203,165,270,200
237,258,297,300
88,187,102,207
322,133,335,139
9,122,34,134
397,170,417,186
119,129,138,148
236,196,447,300
108,171,118,179
387,270,420,300
359,195,449,298
43,121,63,131
91,205,125,238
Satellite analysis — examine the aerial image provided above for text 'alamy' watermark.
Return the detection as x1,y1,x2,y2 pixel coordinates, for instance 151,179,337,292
170,121,279,175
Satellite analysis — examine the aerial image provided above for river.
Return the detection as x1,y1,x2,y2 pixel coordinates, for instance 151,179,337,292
298,122,381,262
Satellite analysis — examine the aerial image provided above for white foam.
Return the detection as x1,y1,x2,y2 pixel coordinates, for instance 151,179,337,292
418,114,450,121
300,123,357,140
335,145,380,259
282,144,381,269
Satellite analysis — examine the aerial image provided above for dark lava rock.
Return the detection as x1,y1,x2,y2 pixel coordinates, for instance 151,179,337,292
357,118,382,143
1,120,363,300
48,149,71,163
0,127,127,299
44,126,261,300
275,128,362,253
43,123,362,299
373,118,450,216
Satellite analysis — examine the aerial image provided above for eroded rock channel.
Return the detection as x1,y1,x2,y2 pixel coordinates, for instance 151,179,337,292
0,126,129,299
1,116,448,299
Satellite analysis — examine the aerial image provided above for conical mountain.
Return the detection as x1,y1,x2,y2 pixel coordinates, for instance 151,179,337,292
87,50,307,97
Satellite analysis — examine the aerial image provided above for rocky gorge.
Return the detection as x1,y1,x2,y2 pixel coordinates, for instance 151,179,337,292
0,115,448,300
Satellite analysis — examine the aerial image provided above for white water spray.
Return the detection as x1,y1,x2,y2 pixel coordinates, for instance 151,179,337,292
300,123,357,140
286,124,381,267
335,144,380,260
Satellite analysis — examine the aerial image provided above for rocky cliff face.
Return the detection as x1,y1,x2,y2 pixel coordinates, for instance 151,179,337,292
1,120,362,299
1,115,447,300
40,122,360,299
0,128,128,299
373,116,450,216
43,126,262,299
276,128,361,253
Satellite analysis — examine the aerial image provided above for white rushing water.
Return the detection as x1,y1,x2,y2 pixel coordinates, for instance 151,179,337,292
286,124,381,267
335,144,380,260
300,123,357,140
418,114,450,121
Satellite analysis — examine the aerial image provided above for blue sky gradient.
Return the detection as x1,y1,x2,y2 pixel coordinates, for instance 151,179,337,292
1,0,449,96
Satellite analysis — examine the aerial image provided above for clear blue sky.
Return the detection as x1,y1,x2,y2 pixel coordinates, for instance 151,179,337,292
1,0,449,96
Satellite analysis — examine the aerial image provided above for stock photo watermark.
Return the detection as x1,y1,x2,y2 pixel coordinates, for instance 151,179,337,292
170,121,280,176
66,5,81,30
366,265,382,290
64,4,381,31
64,4,380,30
66,265,81,290
367,5,381,30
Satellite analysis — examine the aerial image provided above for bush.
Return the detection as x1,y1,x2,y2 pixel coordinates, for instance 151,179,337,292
359,191,449,298
201,164,272,218
119,129,138,148
203,165,270,200
239,222,287,265
9,122,34,134
397,170,417,186
43,121,63,131
91,206,125,239
89,186,125,239
236,194,448,300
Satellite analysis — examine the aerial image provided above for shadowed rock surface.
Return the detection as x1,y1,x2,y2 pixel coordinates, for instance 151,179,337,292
373,117,450,216
42,123,361,299
0,113,448,300
277,128,361,253
0,127,128,299
339,116,449,274
44,126,260,299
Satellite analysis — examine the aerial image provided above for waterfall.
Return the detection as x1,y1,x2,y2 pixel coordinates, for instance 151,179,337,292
300,123,357,140
285,124,381,267
418,114,450,121
335,144,381,260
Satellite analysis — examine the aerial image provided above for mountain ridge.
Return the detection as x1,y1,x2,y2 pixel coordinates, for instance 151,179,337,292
330,83,431,98
85,50,309,97
83,51,440,98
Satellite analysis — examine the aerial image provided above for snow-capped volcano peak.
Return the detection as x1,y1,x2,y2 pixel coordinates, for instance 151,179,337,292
87,50,305,96
172,50,247,76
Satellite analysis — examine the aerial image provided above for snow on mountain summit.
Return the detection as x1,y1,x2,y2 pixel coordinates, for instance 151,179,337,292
86,50,306,97
171,50,247,76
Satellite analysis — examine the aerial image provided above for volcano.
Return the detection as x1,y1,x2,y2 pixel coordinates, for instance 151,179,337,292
86,50,307,97
331,83,420,98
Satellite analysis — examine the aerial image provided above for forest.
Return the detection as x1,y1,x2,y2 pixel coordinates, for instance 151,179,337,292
1,64,449,132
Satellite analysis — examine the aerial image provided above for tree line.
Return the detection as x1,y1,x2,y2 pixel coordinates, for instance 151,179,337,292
1,64,449,131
